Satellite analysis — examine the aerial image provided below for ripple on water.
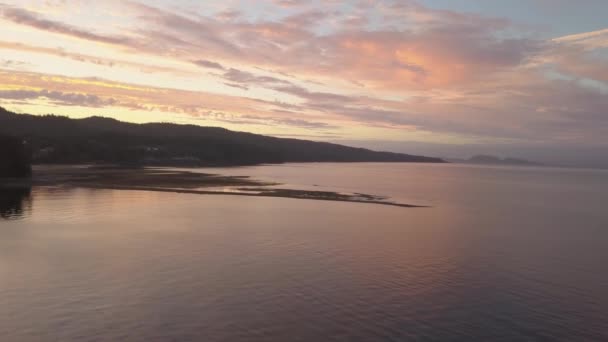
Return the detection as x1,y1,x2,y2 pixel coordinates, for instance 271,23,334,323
1,164,608,341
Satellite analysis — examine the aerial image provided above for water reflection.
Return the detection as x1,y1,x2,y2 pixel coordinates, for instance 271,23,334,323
0,186,32,220
1,165,608,341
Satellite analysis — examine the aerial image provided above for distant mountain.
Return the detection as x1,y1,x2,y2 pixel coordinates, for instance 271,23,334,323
449,155,542,166
0,107,445,166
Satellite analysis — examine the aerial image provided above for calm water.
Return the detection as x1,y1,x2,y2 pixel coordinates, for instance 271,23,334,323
1,163,607,341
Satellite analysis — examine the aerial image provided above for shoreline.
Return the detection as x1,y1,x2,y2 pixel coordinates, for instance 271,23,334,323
0,166,427,209
77,184,426,208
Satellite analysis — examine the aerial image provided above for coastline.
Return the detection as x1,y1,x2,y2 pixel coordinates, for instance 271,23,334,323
0,166,426,209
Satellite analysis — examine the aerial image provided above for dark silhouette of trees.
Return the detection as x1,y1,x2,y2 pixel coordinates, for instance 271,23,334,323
0,134,32,178
0,107,445,166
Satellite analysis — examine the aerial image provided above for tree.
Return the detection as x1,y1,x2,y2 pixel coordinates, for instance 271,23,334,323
0,135,32,178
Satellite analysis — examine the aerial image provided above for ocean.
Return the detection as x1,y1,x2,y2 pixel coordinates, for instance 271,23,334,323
1,163,607,341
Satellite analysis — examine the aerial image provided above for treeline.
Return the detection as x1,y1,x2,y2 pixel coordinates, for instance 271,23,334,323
0,134,32,178
0,107,445,166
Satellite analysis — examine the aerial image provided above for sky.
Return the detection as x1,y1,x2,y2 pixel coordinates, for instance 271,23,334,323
0,0,607,167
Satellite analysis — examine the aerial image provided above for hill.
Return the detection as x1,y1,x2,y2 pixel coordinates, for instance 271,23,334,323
0,107,444,166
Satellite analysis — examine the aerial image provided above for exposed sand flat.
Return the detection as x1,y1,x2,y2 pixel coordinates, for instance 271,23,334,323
0,166,426,208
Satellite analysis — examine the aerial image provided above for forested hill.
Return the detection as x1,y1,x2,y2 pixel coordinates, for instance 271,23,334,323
0,107,445,166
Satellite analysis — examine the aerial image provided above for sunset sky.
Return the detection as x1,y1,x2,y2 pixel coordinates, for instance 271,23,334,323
1,0,607,166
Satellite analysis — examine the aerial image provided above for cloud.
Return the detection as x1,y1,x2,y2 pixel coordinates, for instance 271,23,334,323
0,59,30,69
0,89,117,107
192,59,225,70
271,84,354,103
119,1,542,90
220,68,292,88
0,41,186,74
0,70,346,131
272,0,311,7
241,114,339,129
215,9,241,22
1,1,544,90
0,5,134,46
546,28,608,82
554,28,608,49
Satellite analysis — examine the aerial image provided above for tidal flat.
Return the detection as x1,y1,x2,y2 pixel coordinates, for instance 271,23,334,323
0,166,424,208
